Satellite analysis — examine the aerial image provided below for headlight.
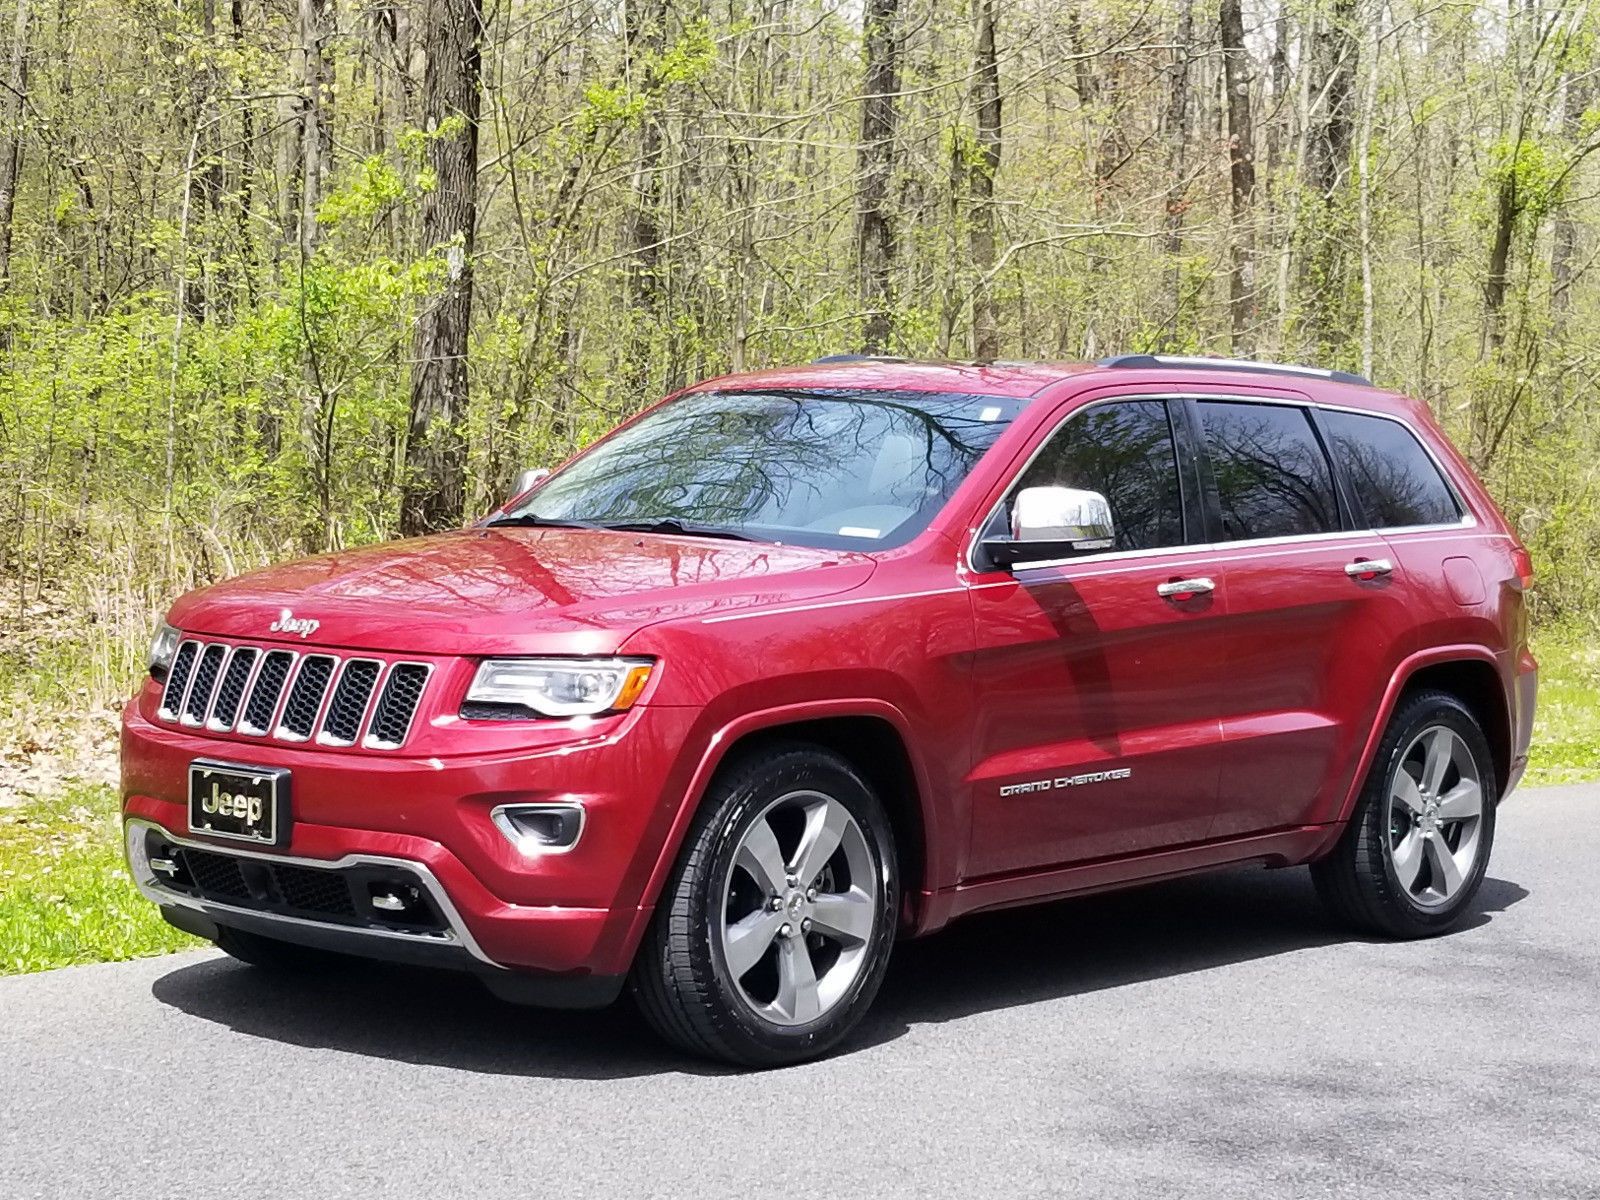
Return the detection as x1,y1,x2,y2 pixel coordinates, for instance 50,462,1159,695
463,657,653,719
149,622,181,681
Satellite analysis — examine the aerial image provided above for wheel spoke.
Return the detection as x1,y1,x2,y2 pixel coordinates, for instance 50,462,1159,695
774,937,821,1023
734,816,787,896
792,799,848,885
1424,831,1464,897
723,908,785,978
809,887,875,946
1421,728,1454,796
1436,778,1482,822
1390,771,1425,817
1391,829,1426,890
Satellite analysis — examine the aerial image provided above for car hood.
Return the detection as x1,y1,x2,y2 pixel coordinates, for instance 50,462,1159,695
168,527,877,656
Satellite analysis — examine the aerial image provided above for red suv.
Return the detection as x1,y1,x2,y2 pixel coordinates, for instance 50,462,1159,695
122,355,1537,1065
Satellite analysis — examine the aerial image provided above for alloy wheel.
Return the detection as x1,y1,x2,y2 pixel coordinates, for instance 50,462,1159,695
719,789,879,1026
1385,725,1485,909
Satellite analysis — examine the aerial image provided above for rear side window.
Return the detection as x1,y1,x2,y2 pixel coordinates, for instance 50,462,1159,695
1197,401,1338,540
1012,399,1185,551
1319,409,1461,529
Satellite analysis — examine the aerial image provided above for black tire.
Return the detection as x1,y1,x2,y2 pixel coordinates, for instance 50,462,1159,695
212,924,338,971
630,742,899,1068
1312,689,1497,938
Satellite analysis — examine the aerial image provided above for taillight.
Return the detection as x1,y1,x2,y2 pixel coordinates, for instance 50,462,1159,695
1512,545,1535,591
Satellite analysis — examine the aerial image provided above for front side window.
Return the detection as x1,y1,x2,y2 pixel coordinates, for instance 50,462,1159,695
506,389,1023,550
1008,399,1186,552
1197,401,1338,540
1319,409,1461,529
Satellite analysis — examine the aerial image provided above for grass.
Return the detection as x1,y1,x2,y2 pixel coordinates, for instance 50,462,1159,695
0,629,1594,979
1524,628,1600,787
0,783,198,974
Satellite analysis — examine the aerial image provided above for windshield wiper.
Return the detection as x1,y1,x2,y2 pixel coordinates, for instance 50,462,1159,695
598,517,756,542
483,513,607,530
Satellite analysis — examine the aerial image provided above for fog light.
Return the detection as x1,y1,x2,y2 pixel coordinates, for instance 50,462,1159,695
491,804,585,855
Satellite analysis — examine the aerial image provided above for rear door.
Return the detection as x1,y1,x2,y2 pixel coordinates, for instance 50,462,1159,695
964,397,1229,877
1194,398,1420,836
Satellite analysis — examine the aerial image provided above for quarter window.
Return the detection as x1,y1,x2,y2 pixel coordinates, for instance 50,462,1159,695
1197,401,1339,540
1010,399,1186,552
1319,409,1461,529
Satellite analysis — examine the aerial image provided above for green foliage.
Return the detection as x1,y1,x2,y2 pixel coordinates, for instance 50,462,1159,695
0,785,200,975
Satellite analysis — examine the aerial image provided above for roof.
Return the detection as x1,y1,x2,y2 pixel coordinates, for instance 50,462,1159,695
690,356,1409,411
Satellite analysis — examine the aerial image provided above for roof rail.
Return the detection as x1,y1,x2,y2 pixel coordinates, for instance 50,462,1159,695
811,354,909,364
1097,353,1371,387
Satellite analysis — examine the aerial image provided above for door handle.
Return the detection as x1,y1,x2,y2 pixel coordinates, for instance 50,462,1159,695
1156,577,1215,600
1345,558,1394,580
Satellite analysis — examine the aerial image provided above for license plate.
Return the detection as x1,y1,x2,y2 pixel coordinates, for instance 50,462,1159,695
188,760,291,846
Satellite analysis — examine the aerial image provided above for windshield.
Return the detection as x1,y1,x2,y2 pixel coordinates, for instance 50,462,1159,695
501,388,1025,549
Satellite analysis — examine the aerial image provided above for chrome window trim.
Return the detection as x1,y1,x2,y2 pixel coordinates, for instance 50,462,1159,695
124,817,504,970
361,662,433,751
964,391,1476,577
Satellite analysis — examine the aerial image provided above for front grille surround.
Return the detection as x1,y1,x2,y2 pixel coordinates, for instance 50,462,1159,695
154,636,431,751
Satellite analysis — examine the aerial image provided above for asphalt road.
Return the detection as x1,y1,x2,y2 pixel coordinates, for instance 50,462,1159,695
3,784,1597,1199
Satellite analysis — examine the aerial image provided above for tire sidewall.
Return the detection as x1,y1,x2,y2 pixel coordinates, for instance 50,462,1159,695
692,750,899,1063
1364,695,1498,931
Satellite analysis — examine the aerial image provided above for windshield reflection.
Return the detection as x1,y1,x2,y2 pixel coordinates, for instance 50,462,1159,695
509,389,1023,550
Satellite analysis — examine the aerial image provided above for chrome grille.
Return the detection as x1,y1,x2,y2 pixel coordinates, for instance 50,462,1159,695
277,654,336,741
159,642,200,720
180,644,227,726
155,637,430,750
366,663,431,749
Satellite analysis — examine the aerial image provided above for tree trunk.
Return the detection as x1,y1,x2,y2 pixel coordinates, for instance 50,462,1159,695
1550,74,1588,343
185,0,223,321
0,0,30,289
1219,0,1256,349
856,0,899,353
1159,0,1193,344
298,0,333,260
623,0,665,392
968,0,1001,360
400,0,483,535
1302,0,1359,357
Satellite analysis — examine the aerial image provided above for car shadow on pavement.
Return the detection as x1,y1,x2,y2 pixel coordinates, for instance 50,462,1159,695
150,865,1528,1079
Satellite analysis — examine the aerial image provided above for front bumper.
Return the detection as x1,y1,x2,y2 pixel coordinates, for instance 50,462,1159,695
122,693,705,983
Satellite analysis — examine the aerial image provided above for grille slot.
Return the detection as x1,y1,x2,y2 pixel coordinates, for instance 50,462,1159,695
179,848,251,900
239,650,295,735
180,644,227,725
160,641,200,720
272,863,358,915
277,655,336,741
319,659,381,745
208,648,258,730
365,664,430,748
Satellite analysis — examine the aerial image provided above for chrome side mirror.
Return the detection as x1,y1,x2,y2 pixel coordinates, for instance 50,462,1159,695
510,467,551,501
982,485,1116,568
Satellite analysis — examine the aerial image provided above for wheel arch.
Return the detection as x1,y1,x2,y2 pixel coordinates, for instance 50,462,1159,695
637,701,937,933
1335,645,1512,828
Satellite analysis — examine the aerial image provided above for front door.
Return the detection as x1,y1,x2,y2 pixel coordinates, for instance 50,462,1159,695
964,397,1229,878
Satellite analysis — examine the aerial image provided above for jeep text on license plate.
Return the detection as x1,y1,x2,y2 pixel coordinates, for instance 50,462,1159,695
187,760,291,847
